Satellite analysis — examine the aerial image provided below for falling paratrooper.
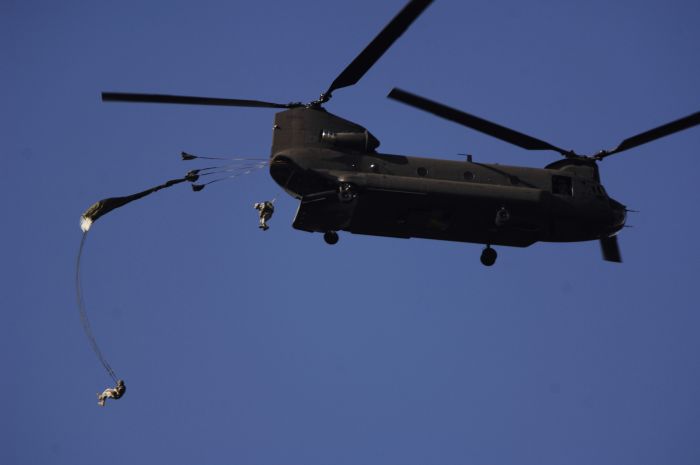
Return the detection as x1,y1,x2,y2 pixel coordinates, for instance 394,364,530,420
75,152,269,406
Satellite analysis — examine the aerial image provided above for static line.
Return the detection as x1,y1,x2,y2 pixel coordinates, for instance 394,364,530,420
76,231,119,383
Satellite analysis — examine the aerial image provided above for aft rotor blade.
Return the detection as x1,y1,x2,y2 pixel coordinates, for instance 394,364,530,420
600,236,622,263
389,88,571,156
597,111,700,159
102,92,299,109
324,0,433,98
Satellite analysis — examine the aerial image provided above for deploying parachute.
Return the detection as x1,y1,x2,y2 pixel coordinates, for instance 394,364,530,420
79,172,198,232
80,153,268,231
75,152,268,405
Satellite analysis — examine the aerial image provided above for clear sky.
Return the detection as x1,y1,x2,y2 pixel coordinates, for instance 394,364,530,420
3,1,700,464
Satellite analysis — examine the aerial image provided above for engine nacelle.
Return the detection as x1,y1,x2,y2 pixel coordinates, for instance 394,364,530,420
321,130,380,152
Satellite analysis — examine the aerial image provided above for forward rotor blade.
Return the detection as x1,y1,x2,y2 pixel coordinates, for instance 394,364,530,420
388,88,571,156
324,0,433,98
600,235,622,263
597,111,700,159
102,92,299,109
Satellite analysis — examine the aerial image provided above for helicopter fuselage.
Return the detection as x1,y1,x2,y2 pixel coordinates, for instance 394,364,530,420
100,0,697,264
269,107,626,248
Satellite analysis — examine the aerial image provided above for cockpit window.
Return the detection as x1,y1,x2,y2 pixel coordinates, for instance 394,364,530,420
552,175,573,196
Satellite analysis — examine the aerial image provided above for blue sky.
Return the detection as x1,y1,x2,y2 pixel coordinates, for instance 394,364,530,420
3,1,700,464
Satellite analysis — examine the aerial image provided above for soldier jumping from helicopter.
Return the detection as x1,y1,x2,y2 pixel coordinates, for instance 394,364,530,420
254,200,275,230
97,379,126,407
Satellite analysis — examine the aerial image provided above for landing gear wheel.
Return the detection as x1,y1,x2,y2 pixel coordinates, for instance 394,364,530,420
324,231,339,245
480,246,497,266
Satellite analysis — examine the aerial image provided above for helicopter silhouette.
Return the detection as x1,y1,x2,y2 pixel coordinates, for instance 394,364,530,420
101,0,699,266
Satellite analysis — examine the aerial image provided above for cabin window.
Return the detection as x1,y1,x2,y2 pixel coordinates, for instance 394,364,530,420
552,175,573,196
463,171,475,181
417,167,428,177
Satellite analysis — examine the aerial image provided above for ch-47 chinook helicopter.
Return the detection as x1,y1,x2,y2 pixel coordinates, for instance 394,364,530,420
101,0,700,266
